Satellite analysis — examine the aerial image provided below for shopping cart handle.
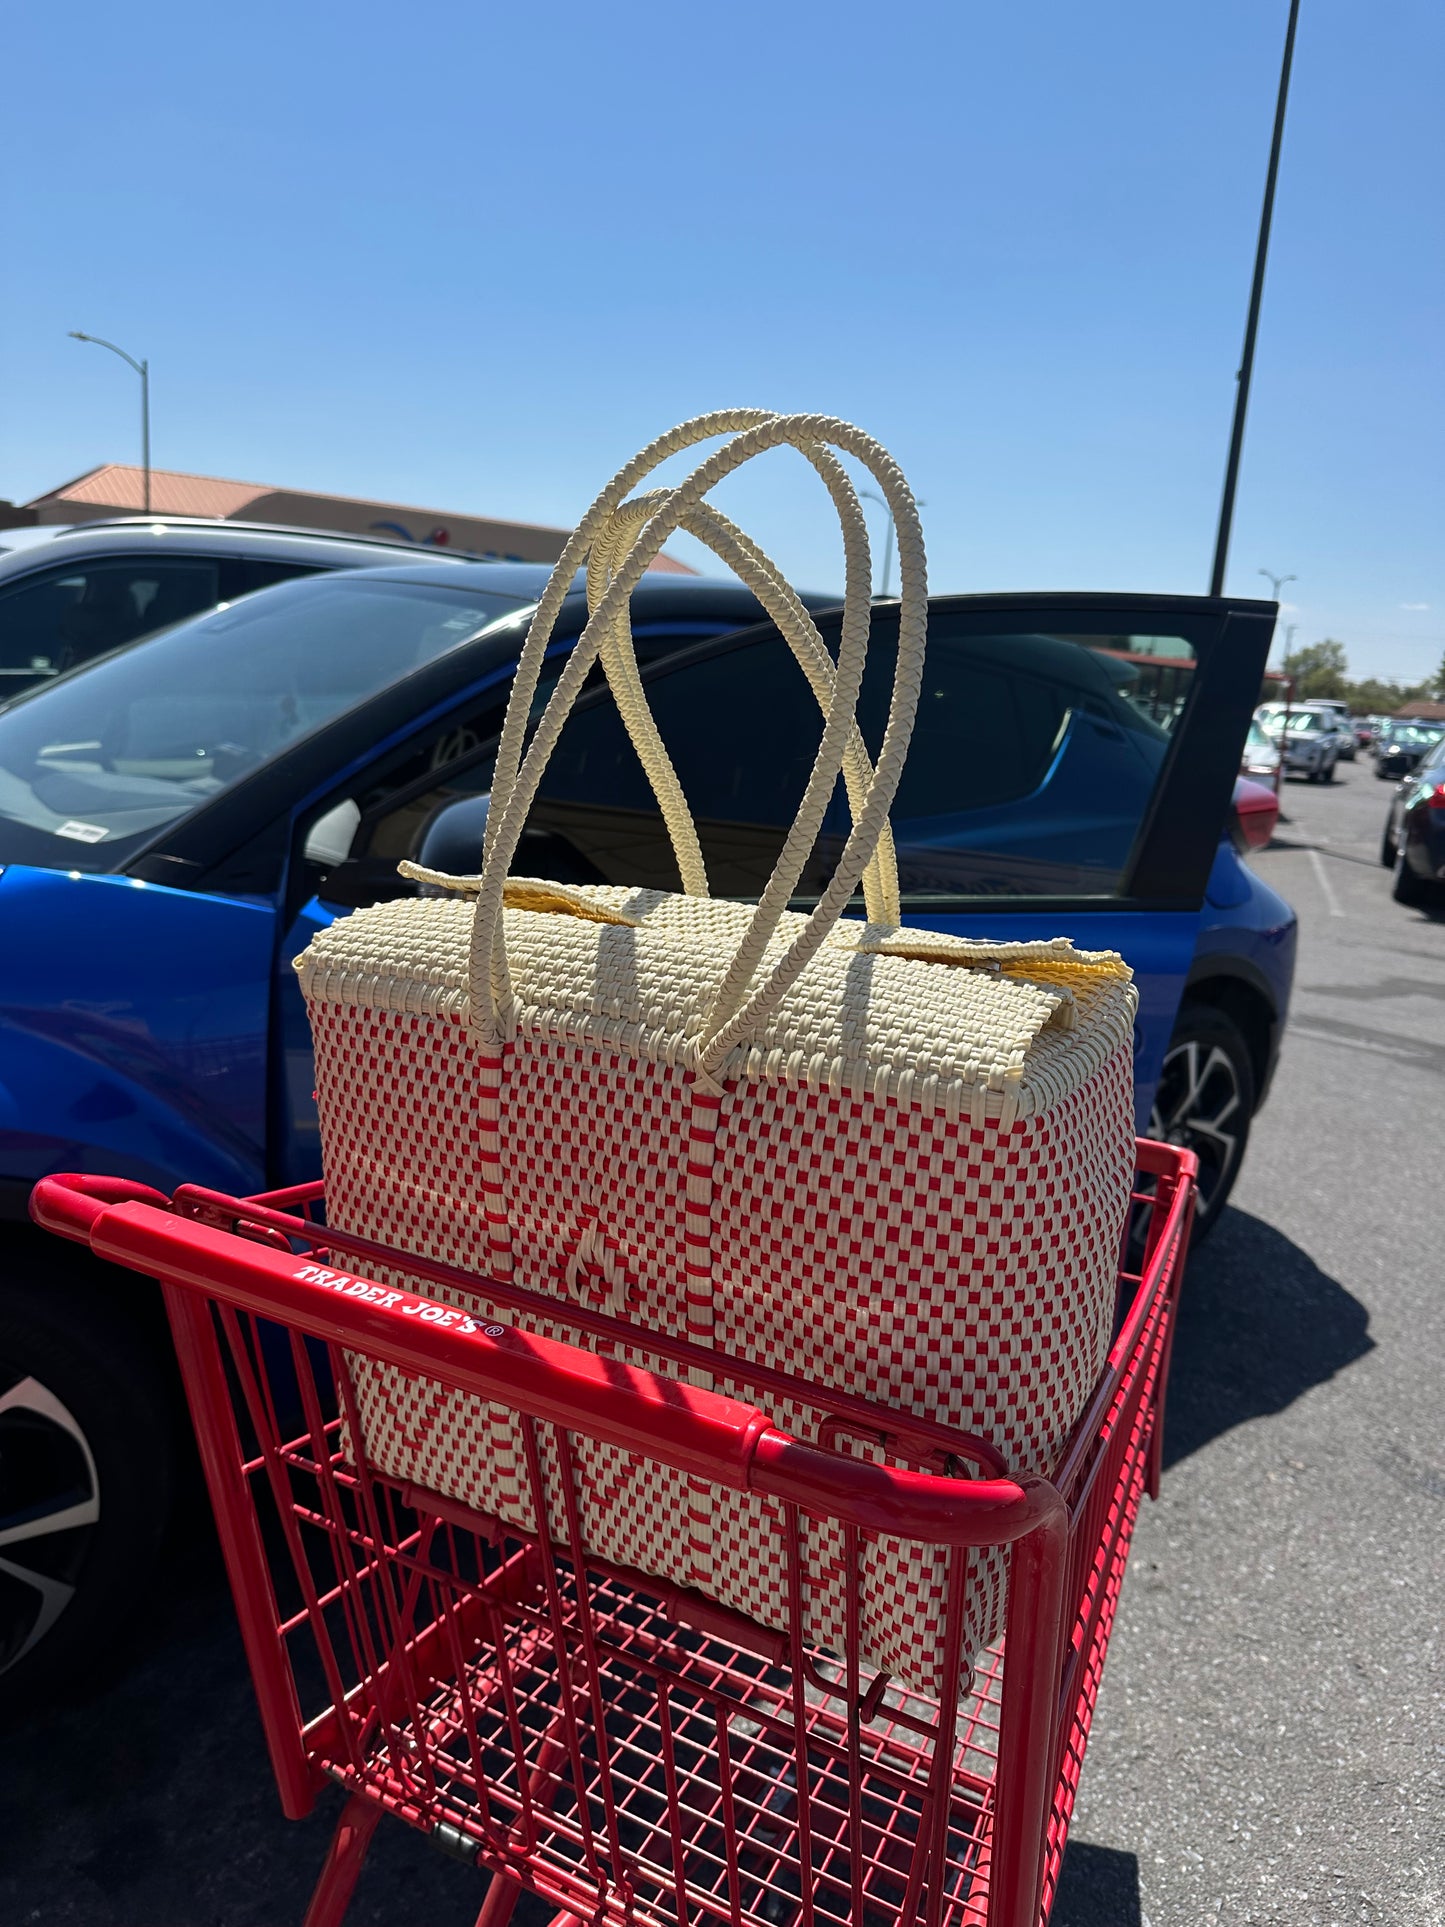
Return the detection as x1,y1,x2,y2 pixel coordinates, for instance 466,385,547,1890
750,1430,1063,1546
30,1172,171,1243
29,1176,1059,1546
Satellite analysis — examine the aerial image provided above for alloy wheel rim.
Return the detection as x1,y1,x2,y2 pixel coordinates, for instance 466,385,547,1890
1147,1038,1244,1224
0,1373,101,1674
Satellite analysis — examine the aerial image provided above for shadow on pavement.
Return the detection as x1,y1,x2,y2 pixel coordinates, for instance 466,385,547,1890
1163,1205,1374,1469
0,1529,489,1924
1051,1841,1143,1926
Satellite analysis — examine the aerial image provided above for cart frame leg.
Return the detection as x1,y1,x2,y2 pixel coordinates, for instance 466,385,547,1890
302,1793,382,1927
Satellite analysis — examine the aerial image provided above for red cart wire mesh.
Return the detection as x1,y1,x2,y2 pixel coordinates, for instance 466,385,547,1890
33,1140,1192,1927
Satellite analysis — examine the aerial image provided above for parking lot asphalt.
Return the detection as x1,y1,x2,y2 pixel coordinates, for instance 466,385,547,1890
1,759,1440,1926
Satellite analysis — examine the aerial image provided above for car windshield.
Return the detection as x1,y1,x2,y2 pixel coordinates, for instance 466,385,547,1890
1282,712,1327,733
1390,725,1443,747
1246,719,1272,750
0,572,536,871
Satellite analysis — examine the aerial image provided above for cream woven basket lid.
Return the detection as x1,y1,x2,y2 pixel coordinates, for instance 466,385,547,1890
297,882,1135,1131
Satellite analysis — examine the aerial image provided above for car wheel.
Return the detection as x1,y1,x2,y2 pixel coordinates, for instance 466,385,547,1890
1322,759,1335,782
0,1256,175,1711
1380,820,1398,867
1148,1004,1256,1240
1392,849,1438,908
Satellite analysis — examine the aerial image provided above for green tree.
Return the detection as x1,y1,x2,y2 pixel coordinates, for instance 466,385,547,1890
1343,677,1407,715
1433,650,1445,703
1280,638,1349,700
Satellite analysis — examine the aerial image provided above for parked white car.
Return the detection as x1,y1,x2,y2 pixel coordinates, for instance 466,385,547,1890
1241,716,1282,782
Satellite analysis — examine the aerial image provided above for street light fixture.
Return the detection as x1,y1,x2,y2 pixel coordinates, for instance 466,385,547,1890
69,332,151,512
1258,567,1296,603
858,488,924,600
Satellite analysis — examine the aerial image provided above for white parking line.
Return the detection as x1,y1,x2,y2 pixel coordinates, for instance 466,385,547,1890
1308,847,1345,918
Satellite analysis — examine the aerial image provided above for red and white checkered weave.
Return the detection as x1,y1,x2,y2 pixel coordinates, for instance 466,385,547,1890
300,895,1137,1697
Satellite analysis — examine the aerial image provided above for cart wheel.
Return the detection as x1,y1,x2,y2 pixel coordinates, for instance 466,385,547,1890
1148,1004,1256,1241
0,1248,176,1710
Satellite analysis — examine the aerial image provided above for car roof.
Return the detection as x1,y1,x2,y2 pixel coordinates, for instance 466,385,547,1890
308,557,560,597
0,516,485,584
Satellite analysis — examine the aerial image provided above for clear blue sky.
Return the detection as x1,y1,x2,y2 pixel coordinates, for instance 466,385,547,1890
3,1,1440,682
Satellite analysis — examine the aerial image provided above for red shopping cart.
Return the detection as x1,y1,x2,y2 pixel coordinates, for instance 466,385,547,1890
32,1138,1194,1927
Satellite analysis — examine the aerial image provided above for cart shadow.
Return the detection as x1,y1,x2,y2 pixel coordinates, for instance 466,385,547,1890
1051,1841,1143,1926
1162,1205,1374,1469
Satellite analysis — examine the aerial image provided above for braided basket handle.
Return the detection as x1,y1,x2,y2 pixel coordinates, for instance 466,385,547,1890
581,480,903,924
470,410,927,1080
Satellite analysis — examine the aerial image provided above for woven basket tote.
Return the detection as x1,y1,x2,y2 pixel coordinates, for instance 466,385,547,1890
296,410,1139,1696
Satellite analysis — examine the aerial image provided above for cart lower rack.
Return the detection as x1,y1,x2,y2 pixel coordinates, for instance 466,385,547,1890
33,1138,1194,1927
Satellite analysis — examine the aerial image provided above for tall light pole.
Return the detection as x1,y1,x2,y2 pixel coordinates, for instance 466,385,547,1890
1258,567,1296,603
859,488,924,600
1208,0,1300,596
69,332,150,512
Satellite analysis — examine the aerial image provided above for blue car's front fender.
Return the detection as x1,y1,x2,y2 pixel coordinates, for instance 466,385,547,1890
0,866,277,1199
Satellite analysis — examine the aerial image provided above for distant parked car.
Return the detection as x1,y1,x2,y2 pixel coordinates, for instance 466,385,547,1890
0,515,489,700
1265,705,1344,782
1241,716,1281,783
1311,698,1355,759
1381,733,1445,905
1374,723,1445,781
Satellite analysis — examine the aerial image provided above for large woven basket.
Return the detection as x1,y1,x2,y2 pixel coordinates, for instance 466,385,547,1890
296,411,1138,1695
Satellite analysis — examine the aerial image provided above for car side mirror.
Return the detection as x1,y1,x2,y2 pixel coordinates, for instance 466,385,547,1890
415,793,491,874
413,792,608,888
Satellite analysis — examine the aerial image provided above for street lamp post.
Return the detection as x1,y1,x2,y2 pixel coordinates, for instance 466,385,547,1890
858,488,924,600
1258,567,1296,603
1207,0,1300,596
69,332,150,512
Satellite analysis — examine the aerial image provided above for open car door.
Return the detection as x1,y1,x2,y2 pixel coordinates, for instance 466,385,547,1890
513,592,1276,1128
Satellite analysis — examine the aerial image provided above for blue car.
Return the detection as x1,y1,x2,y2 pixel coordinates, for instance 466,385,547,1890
0,567,1293,1702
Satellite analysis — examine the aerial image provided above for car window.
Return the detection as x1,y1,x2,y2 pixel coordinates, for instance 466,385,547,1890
0,573,537,871
0,557,221,687
332,627,740,886
351,613,1197,905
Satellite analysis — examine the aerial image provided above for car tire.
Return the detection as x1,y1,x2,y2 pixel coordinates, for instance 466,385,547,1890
1322,759,1335,783
0,1252,176,1711
1148,1003,1256,1241
1392,849,1438,908
1380,821,1398,867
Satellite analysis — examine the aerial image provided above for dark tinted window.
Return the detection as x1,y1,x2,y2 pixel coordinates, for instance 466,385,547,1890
0,558,220,687
521,612,1195,902
335,628,748,886
217,556,326,600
